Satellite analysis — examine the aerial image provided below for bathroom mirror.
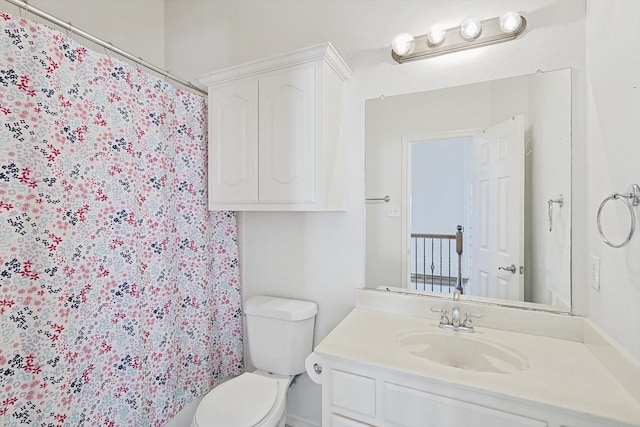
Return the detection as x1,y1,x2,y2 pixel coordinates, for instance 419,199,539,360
365,69,571,311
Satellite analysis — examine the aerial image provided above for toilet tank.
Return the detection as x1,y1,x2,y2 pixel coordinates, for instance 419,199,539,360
245,296,317,376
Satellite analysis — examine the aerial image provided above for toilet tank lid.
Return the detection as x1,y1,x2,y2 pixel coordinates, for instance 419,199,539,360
245,296,318,321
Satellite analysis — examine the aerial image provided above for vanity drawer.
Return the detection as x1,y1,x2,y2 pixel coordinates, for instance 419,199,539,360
383,382,547,427
330,369,376,418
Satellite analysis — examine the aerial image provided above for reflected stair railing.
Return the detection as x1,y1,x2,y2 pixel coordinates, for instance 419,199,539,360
410,225,465,294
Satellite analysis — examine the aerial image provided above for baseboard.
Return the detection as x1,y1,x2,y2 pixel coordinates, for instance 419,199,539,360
286,414,321,427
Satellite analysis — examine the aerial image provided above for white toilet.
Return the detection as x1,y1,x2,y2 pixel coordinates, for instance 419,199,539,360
191,295,318,427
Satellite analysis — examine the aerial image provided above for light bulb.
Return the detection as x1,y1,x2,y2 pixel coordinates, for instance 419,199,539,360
499,11,523,34
427,25,446,46
391,33,415,56
460,17,482,40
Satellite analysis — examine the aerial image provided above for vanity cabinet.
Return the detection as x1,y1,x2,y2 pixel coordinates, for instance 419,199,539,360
198,43,352,211
314,293,640,427
321,357,635,427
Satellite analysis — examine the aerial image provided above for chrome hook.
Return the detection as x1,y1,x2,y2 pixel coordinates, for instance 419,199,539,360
548,194,564,232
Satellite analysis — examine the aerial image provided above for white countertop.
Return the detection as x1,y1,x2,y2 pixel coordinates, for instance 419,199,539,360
315,307,640,426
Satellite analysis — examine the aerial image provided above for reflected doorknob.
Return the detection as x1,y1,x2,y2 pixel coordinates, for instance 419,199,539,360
498,264,517,274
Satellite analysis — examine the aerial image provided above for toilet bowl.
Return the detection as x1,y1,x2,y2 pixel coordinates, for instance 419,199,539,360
190,296,318,427
191,370,291,427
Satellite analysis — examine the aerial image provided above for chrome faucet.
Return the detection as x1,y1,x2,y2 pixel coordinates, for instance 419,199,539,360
451,289,461,327
451,305,461,327
430,289,482,332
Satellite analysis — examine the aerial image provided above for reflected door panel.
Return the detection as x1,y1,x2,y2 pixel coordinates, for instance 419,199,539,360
472,115,525,301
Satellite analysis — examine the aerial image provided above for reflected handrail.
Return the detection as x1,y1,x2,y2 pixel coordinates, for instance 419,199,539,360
411,225,464,294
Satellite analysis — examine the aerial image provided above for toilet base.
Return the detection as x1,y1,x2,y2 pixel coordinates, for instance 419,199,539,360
191,370,292,427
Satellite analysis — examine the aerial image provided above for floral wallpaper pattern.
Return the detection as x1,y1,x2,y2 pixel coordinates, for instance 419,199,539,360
0,13,243,426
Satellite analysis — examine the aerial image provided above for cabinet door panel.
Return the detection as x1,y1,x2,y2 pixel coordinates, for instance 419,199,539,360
384,382,547,427
259,66,315,203
208,80,258,205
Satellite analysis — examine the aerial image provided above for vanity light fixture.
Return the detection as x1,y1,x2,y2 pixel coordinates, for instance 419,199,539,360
391,11,527,63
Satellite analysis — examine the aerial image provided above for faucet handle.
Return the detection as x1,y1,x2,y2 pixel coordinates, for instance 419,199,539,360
463,312,483,328
431,307,449,325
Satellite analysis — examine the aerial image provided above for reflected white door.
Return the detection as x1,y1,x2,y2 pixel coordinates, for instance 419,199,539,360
472,115,525,301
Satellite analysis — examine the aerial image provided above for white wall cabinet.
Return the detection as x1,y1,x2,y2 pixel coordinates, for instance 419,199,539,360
198,43,352,211
321,357,636,427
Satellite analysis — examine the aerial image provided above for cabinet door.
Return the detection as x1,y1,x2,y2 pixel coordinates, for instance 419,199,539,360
330,369,376,418
259,66,316,204
208,80,258,206
384,382,547,427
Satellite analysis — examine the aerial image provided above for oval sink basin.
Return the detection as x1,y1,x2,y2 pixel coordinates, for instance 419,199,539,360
397,330,528,374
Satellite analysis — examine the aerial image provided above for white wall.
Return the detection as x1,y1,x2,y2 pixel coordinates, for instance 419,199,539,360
528,71,572,307
1,0,165,68
586,1,640,359
12,1,640,426
163,1,588,425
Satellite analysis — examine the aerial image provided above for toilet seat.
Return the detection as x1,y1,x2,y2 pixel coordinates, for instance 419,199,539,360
192,372,280,427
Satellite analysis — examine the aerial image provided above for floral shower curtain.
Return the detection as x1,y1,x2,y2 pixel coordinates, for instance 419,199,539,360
0,13,243,426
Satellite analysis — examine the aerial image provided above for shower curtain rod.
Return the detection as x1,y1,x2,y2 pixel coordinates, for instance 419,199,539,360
3,0,207,96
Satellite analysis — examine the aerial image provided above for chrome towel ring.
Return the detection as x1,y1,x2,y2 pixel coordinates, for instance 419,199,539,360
597,184,640,248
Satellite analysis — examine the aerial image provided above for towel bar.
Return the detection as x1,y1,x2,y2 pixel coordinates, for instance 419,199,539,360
366,195,391,203
597,184,639,248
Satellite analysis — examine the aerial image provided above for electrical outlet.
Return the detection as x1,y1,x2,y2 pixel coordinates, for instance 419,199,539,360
387,205,400,218
590,255,600,291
